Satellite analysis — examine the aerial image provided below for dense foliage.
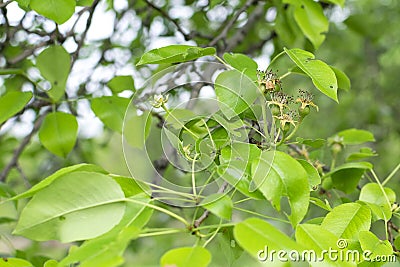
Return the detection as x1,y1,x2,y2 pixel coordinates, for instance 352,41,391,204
0,0,400,266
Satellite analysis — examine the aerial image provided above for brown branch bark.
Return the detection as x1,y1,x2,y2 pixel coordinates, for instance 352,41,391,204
71,0,100,66
0,111,48,182
193,181,229,228
209,0,259,48
225,2,266,52
143,0,191,40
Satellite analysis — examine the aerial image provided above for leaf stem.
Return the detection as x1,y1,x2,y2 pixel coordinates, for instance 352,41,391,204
370,169,391,240
161,104,199,139
233,206,291,224
279,71,292,80
125,198,189,226
382,162,400,186
260,98,270,145
138,180,196,199
213,55,232,69
192,154,199,199
195,223,236,231
139,229,186,238
203,220,222,247
268,50,286,69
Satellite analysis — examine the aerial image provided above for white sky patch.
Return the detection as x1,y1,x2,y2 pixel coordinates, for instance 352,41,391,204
86,2,116,41
206,6,231,23
76,100,104,139
169,5,194,19
59,10,88,35
114,0,128,11
254,42,274,70
5,2,25,25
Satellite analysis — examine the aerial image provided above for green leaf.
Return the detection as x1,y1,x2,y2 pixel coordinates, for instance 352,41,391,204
359,183,396,206
284,48,338,102
36,45,71,101
0,91,32,125
234,217,302,261
359,183,395,221
297,159,321,190
331,66,351,91
43,260,58,267
11,164,106,200
91,96,130,133
136,45,215,66
217,163,264,200
223,53,258,81
346,147,377,162
164,108,195,129
337,129,375,145
251,151,309,226
310,197,332,211
123,111,152,149
59,195,153,267
160,247,211,267
296,224,355,266
38,112,78,157
321,203,371,239
220,142,261,173
30,0,76,24
215,70,259,119
284,0,329,48
324,162,373,194
216,227,243,264
76,0,94,6
359,231,393,262
0,258,33,267
296,137,326,148
14,171,126,242
111,175,152,197
394,236,400,251
201,193,233,220
275,4,305,47
16,0,30,9
0,68,24,75
107,76,135,93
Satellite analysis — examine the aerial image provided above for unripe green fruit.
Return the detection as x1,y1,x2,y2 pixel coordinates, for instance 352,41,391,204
331,143,343,154
299,106,310,117
270,105,280,116
274,83,281,92
322,177,333,190
259,84,266,93
282,122,291,133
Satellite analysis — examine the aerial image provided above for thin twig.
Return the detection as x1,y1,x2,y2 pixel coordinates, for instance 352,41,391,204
15,162,31,188
8,40,50,65
209,0,258,47
143,0,190,40
0,0,14,8
193,181,229,228
71,0,100,66
225,2,265,52
0,111,48,182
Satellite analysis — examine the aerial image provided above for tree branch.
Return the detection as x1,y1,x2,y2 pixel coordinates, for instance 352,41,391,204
143,0,191,41
193,181,229,228
225,2,265,52
7,40,51,65
0,0,13,8
71,0,100,66
209,0,259,47
0,111,48,182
